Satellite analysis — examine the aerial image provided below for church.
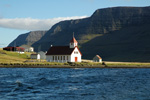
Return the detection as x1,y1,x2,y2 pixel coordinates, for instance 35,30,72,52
46,35,82,63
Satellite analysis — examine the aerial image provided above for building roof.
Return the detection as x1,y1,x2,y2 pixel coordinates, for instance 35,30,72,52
46,46,82,55
70,37,78,43
3,46,25,50
3,46,24,49
31,54,39,55
96,55,102,59
20,45,33,49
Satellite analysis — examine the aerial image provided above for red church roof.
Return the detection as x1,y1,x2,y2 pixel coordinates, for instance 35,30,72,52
70,37,78,43
96,55,102,59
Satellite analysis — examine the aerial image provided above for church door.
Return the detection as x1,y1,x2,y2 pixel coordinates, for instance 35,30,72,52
75,57,78,62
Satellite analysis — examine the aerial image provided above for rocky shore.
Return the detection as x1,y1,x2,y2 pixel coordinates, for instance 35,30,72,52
1,62,150,68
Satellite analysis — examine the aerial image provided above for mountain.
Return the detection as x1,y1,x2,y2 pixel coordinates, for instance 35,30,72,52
9,6,150,62
9,31,47,47
32,6,150,62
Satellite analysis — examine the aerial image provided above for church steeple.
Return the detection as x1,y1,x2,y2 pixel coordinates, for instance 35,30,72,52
70,33,78,48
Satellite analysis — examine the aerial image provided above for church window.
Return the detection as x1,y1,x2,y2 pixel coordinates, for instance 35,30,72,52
74,51,78,54
63,56,65,60
55,56,57,60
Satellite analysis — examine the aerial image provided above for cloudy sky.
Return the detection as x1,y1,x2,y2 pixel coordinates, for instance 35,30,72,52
0,0,149,47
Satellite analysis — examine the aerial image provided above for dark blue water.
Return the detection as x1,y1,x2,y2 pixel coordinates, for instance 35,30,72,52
0,68,150,100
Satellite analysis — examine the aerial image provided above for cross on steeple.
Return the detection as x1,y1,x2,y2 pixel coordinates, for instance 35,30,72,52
73,32,74,38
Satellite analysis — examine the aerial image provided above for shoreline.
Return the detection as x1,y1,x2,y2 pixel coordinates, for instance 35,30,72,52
1,60,150,68
1,64,150,68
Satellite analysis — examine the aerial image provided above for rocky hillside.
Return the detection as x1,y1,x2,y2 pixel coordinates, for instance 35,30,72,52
9,31,47,46
32,6,150,61
9,6,150,61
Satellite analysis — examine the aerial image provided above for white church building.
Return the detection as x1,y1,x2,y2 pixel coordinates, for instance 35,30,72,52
46,36,82,62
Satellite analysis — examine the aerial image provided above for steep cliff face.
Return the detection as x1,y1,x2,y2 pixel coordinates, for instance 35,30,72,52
32,6,150,61
81,24,150,61
88,7,150,34
32,18,90,51
9,31,47,46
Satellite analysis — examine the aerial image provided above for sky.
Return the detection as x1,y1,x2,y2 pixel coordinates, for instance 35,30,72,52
0,0,149,47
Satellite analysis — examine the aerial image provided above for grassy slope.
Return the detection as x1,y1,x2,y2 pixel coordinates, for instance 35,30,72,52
0,48,31,63
1,48,150,68
80,25,150,62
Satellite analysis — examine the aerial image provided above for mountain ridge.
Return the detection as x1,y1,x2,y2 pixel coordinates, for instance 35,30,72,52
9,31,47,47
9,6,150,61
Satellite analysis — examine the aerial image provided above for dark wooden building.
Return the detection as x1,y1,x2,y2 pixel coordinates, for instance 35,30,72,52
3,47,25,52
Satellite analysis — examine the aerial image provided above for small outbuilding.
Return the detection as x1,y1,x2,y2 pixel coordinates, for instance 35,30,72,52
30,54,40,60
3,46,25,52
93,55,102,62
38,51,46,60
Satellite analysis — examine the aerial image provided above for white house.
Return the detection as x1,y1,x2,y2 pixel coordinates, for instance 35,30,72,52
29,47,34,52
20,45,34,52
30,54,40,60
46,35,82,62
38,51,46,60
93,55,102,62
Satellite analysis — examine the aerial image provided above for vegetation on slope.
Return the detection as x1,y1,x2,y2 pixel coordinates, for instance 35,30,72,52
8,31,47,46
0,48,31,63
1,48,150,68
0,48,104,67
81,25,150,62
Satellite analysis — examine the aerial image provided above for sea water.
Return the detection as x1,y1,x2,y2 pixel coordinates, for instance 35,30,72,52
0,68,150,100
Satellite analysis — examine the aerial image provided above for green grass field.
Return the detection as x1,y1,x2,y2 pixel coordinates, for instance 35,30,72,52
0,49,103,67
0,48,31,63
1,48,150,68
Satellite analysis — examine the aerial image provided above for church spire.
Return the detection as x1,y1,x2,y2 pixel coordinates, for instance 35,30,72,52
70,33,78,48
